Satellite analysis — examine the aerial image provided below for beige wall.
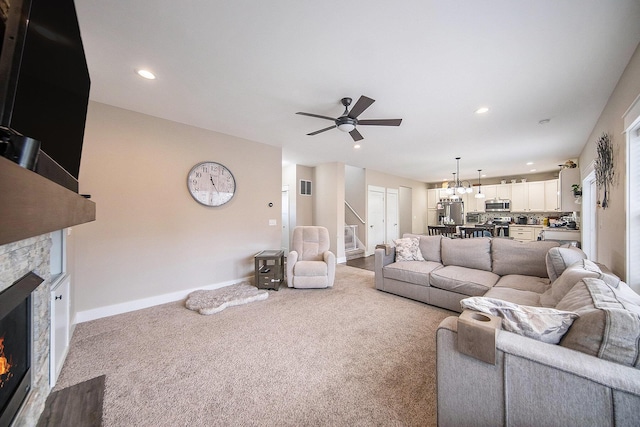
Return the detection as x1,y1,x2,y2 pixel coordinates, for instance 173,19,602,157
365,169,428,235
314,162,346,258
74,102,281,316
579,42,640,279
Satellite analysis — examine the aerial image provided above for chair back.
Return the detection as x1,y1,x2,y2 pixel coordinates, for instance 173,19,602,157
291,226,331,261
460,227,492,238
428,225,458,237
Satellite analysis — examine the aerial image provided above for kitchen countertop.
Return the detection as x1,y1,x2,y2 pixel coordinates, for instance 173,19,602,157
543,226,580,231
509,224,543,227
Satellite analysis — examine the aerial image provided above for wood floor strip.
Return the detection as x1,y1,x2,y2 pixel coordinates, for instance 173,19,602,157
37,375,105,427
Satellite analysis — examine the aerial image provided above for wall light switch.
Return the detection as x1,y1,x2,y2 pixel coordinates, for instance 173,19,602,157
269,219,277,226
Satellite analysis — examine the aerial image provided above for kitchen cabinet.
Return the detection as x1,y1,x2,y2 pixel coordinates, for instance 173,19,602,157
463,191,485,213
510,180,558,212
496,184,511,200
427,189,438,209
544,179,560,212
559,168,581,212
510,225,543,242
527,181,545,211
483,185,498,200
510,183,527,212
427,209,438,226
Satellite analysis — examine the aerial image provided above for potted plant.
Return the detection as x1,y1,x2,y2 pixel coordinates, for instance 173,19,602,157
571,184,582,196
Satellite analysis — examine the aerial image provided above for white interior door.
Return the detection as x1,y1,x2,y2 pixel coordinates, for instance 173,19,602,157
386,188,399,242
367,186,385,255
281,186,289,253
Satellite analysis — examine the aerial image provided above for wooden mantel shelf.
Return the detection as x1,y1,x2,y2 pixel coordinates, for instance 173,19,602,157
0,156,96,246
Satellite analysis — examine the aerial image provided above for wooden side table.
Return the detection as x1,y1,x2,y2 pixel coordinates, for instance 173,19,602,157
254,250,284,291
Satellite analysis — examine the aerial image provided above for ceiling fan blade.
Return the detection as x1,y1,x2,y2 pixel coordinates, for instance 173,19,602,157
357,118,402,126
296,112,337,122
347,96,375,119
349,128,364,141
307,125,336,136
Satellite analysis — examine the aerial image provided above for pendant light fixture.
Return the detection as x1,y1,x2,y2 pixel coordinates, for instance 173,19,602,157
475,169,486,199
445,157,473,196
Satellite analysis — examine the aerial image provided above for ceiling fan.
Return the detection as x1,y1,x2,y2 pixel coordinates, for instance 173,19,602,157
296,96,402,142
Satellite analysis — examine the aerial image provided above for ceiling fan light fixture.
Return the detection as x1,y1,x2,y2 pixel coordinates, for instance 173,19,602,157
337,122,356,132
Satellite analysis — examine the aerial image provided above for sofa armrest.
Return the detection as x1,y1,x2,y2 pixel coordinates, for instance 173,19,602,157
323,251,336,287
286,250,298,287
437,316,640,427
374,247,395,290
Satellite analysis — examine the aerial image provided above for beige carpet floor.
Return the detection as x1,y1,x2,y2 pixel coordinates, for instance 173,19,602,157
55,265,453,426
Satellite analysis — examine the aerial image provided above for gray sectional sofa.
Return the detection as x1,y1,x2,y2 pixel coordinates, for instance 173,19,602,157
374,234,640,426
374,234,559,312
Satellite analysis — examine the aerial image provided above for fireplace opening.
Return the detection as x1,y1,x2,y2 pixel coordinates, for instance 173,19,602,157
0,272,43,427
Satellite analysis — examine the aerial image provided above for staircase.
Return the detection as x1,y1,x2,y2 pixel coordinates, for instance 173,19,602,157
345,225,365,260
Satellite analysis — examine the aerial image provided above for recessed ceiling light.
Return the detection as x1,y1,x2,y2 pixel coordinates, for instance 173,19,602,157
136,69,156,80
526,162,534,166
538,118,550,125
530,169,537,172
353,143,361,149
475,107,489,114
481,174,487,177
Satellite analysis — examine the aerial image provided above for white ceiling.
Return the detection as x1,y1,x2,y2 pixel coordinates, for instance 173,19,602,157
75,0,640,183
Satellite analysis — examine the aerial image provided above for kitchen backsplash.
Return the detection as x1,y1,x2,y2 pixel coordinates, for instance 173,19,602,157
472,212,577,224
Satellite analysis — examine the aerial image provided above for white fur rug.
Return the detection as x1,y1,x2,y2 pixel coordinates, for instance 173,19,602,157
185,282,269,315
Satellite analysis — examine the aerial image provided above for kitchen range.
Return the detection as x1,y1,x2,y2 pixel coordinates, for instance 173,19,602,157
483,216,511,237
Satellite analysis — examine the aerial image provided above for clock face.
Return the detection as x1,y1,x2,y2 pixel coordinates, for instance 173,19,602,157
187,162,236,206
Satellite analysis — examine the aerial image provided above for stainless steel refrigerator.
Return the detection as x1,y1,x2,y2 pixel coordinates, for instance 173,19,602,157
437,200,464,225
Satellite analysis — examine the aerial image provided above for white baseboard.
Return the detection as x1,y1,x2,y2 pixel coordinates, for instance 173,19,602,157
337,256,347,264
74,276,252,324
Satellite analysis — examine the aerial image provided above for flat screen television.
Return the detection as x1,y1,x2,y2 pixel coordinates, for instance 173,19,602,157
0,0,90,192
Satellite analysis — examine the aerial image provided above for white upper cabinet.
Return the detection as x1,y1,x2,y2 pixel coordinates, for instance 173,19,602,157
510,183,527,212
544,179,560,212
496,184,511,200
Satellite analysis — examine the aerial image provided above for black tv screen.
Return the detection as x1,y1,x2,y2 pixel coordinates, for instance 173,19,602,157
0,0,90,190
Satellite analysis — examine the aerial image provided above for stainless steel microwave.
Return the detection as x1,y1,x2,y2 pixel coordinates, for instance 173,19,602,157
485,199,511,212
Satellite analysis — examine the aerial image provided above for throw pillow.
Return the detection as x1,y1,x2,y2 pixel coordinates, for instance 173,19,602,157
393,237,425,262
460,297,578,344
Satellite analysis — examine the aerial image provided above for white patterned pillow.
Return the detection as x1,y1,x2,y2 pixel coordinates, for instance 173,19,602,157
460,297,578,344
393,237,425,262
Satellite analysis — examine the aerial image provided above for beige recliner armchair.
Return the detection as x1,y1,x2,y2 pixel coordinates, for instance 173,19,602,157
287,226,336,288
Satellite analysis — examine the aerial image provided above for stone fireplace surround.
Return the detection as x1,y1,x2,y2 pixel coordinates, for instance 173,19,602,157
0,234,52,426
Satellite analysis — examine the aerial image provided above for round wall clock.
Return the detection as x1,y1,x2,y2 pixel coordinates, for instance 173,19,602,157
187,161,236,206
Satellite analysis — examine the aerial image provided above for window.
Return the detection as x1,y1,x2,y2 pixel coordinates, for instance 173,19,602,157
300,180,312,196
627,123,640,293
624,93,640,293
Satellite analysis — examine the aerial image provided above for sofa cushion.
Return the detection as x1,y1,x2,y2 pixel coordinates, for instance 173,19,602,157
418,235,442,263
491,239,559,277
539,259,604,307
430,265,499,296
383,261,442,287
404,233,442,262
461,297,578,344
441,237,492,271
546,246,588,281
556,278,640,368
494,274,551,294
483,287,543,306
293,260,328,276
